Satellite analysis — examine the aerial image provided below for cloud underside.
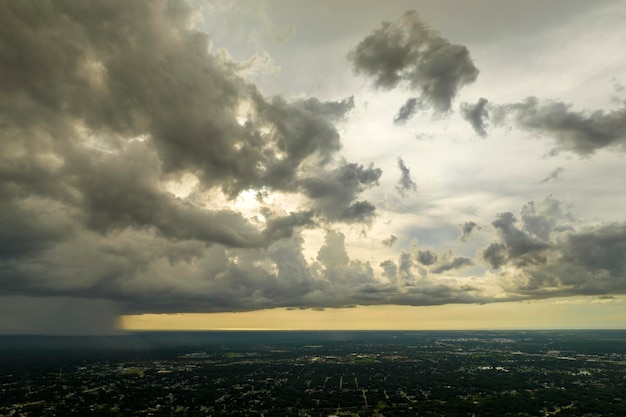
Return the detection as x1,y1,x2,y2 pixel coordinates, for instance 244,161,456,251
1,2,625,316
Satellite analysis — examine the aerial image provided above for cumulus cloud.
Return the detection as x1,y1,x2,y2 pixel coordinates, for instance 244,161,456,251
477,196,626,300
395,157,417,196
348,10,479,114
498,222,626,299
493,97,626,155
481,197,574,269
460,98,489,136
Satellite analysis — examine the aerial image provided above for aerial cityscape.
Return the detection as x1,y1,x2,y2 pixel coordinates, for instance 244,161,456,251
2,330,626,416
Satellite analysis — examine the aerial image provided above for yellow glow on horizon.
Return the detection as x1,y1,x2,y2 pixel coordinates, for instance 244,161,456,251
120,298,626,331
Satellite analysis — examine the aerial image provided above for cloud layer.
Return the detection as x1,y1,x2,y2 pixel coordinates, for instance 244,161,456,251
1,1,625,328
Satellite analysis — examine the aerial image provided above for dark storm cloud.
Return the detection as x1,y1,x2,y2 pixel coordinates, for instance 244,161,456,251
0,0,390,319
493,97,626,155
348,10,479,113
393,97,421,124
460,98,489,136
395,157,417,196
540,167,565,183
459,221,478,242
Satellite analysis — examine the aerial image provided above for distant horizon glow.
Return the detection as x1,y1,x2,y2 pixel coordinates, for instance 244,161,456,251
120,297,626,332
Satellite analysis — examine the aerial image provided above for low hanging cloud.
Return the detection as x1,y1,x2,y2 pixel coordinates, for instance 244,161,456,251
348,10,479,114
460,98,489,136
395,157,417,196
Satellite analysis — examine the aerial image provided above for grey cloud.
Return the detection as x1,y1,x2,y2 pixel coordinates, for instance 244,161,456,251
380,260,398,279
262,211,316,242
459,221,478,242
558,223,626,280
398,251,416,282
482,197,572,269
300,163,382,223
460,98,489,136
0,0,376,220
348,10,479,113
396,157,417,196
482,243,508,269
298,96,355,121
493,97,626,155
70,142,269,248
340,201,377,223
0,198,77,261
500,222,626,299
540,167,565,183
485,212,549,268
431,256,473,274
476,197,626,300
382,235,398,247
317,231,376,288
520,197,573,241
416,250,438,266
393,97,421,124
0,221,493,314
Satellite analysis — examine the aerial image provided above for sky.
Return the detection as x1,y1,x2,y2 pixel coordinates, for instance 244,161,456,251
1,0,626,334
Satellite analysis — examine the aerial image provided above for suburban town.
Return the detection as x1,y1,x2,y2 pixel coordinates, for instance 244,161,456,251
1,330,625,416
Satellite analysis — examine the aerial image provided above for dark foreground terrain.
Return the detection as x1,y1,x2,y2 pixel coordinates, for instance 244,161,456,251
1,330,626,416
